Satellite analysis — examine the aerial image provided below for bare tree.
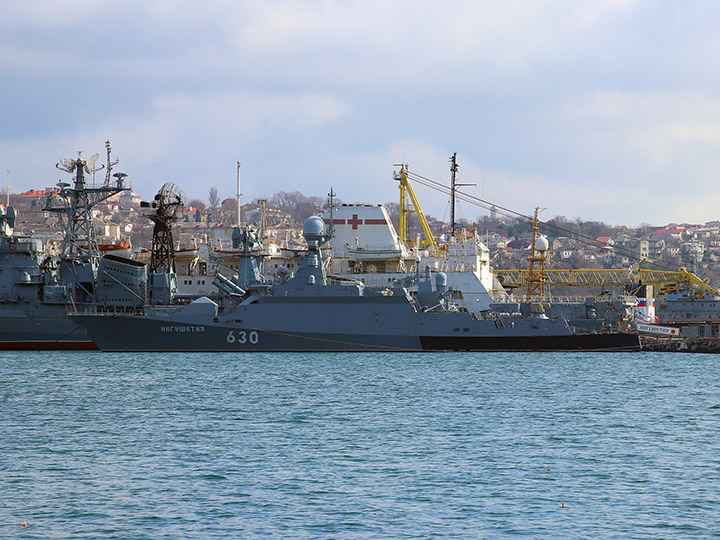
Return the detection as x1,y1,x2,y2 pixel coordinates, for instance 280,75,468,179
269,191,323,221
208,187,220,208
187,198,206,211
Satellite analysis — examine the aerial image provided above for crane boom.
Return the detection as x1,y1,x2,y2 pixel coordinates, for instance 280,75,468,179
494,267,717,294
395,165,438,255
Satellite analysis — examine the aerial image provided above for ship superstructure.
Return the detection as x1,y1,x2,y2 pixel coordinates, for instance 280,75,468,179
0,142,131,349
71,216,640,352
324,202,506,312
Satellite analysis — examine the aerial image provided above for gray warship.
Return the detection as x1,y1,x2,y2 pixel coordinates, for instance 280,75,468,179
0,143,131,349
321,161,634,334
70,216,641,352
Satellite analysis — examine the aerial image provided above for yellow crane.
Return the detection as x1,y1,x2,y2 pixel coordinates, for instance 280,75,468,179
389,164,717,298
494,267,717,296
496,205,717,297
394,164,439,255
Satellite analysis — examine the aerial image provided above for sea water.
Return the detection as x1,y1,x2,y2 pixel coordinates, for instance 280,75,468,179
1,351,719,539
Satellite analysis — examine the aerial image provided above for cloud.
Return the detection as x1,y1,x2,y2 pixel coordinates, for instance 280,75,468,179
220,0,641,89
0,88,349,198
2,1,720,227
0,0,106,29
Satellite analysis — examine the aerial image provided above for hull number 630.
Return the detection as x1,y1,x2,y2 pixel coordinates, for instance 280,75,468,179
226,330,259,344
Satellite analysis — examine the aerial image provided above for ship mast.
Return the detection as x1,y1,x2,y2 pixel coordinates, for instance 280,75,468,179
236,161,242,227
448,152,475,236
145,183,184,274
450,153,457,234
526,206,548,298
260,199,268,244
45,141,126,263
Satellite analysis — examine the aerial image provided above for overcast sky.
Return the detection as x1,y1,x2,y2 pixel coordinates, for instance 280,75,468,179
2,0,719,227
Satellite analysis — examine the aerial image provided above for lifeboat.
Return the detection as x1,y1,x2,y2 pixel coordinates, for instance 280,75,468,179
99,240,133,259
174,246,200,259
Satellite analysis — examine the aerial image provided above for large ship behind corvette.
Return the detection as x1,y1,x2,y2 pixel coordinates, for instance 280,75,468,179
70,217,640,352
0,143,130,349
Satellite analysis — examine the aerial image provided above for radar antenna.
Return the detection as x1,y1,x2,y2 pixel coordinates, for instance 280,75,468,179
142,182,185,274
83,152,105,186
84,153,101,174
57,157,77,173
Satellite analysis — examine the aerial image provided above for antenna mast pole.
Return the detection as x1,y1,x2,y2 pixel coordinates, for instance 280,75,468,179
448,152,475,236
236,161,242,228
5,170,9,207
260,199,268,244
450,153,458,234
327,187,336,238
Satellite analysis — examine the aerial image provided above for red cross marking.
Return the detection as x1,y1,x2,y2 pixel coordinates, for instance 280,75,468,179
347,214,362,229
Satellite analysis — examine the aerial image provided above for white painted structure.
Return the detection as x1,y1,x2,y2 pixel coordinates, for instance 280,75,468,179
323,203,508,313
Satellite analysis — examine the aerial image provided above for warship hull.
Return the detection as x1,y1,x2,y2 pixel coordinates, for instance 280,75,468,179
70,216,640,353
0,145,129,350
419,332,639,352
71,295,640,352
0,308,96,350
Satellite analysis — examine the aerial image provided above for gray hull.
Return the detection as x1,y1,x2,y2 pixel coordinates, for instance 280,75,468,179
71,295,640,352
0,306,95,350
0,148,131,351
68,217,641,353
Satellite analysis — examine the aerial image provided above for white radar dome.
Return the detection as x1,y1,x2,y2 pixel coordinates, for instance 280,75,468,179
303,216,326,242
535,235,549,252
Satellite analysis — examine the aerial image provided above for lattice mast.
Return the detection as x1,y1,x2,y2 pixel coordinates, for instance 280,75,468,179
144,183,184,274
45,141,126,263
526,207,548,298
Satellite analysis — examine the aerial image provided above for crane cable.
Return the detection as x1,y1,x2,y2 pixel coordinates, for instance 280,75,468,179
403,169,682,274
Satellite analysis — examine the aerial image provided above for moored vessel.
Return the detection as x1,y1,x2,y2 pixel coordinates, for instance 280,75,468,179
0,143,128,349
71,217,640,352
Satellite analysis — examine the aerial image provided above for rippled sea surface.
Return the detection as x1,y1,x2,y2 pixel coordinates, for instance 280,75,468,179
2,351,720,539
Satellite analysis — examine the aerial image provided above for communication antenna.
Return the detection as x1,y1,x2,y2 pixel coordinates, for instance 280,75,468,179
449,152,476,235
103,140,119,186
84,153,104,186
142,182,185,274
236,161,242,227
327,187,336,238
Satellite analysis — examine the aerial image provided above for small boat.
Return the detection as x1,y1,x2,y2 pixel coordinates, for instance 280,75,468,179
99,240,133,259
174,246,200,259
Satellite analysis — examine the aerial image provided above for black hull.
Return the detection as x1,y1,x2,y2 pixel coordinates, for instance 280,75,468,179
420,332,640,352
0,341,98,351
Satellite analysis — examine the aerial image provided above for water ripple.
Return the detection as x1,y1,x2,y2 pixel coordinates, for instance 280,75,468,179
1,351,719,538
